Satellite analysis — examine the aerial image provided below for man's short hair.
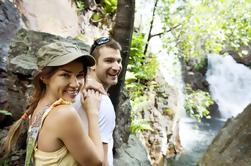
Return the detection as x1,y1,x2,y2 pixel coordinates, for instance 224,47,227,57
91,37,122,60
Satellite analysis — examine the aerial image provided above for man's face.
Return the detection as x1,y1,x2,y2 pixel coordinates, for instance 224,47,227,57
94,46,122,90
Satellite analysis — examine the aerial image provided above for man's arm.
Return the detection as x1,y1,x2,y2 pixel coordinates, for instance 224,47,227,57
103,143,109,166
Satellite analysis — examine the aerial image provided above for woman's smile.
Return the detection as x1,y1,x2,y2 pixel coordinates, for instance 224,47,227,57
63,89,79,99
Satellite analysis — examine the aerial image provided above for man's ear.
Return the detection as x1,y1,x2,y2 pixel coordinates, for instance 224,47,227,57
89,65,96,71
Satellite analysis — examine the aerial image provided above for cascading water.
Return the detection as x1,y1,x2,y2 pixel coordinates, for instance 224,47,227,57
206,54,251,119
173,54,251,166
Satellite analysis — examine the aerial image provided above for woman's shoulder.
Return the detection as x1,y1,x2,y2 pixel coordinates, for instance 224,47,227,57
48,104,79,124
53,104,75,112
44,104,83,139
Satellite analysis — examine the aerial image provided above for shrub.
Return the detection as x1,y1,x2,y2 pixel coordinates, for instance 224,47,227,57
184,84,213,122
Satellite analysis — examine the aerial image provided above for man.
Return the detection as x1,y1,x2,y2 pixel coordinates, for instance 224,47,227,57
73,37,122,166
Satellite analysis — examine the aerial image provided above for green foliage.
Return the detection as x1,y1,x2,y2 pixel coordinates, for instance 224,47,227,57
101,0,118,15
91,12,103,23
184,84,213,122
127,32,146,78
159,0,251,64
74,33,86,41
130,118,153,133
126,32,159,101
127,32,159,81
130,111,153,134
163,108,175,119
125,81,145,100
0,159,9,166
193,57,207,72
89,0,117,28
142,56,158,80
129,96,154,133
126,32,159,133
0,110,12,116
75,0,117,25
75,0,85,13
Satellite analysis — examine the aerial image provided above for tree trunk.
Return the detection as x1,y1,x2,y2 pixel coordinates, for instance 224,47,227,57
109,0,135,111
109,0,135,148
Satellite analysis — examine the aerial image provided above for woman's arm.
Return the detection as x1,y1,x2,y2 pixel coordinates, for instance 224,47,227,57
54,90,104,165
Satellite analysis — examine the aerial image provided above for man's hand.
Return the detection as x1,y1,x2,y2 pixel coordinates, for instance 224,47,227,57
85,77,107,95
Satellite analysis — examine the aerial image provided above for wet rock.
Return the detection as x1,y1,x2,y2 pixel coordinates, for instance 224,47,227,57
199,103,251,166
221,44,251,68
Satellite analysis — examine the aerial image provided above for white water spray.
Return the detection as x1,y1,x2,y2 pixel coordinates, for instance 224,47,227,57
206,54,251,119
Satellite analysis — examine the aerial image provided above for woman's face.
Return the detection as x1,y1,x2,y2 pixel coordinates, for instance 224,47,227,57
43,60,85,102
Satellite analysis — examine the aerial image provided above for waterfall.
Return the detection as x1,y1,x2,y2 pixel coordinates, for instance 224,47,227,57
206,54,251,119
172,54,251,165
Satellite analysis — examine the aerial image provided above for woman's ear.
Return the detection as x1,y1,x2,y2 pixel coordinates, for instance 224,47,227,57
40,76,48,84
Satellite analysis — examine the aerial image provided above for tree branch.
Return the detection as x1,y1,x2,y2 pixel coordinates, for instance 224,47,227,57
150,24,181,38
143,0,159,55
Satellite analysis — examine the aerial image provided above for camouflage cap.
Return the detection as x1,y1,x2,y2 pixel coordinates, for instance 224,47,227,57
37,41,95,70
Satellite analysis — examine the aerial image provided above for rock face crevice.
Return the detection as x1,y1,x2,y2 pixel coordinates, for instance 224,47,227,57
129,71,182,166
6,29,63,120
0,0,20,71
0,0,21,127
199,103,251,166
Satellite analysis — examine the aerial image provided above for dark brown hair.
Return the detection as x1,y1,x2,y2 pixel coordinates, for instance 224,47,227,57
0,66,58,159
91,38,122,61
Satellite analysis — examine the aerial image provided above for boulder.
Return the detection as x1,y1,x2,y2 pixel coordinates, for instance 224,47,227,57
15,0,80,37
221,44,251,68
199,103,251,166
114,134,151,166
0,0,21,125
0,0,20,71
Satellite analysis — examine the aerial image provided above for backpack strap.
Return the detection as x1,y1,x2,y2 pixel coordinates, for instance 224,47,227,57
24,98,71,166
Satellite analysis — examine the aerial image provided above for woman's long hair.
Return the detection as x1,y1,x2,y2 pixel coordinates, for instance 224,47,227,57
0,66,58,159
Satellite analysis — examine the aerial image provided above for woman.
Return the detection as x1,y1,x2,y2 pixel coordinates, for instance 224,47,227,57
1,41,104,166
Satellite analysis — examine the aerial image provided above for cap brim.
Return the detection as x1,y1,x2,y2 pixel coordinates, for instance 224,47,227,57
47,52,95,67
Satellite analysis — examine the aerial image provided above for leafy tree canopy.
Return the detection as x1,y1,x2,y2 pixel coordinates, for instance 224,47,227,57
159,0,250,63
